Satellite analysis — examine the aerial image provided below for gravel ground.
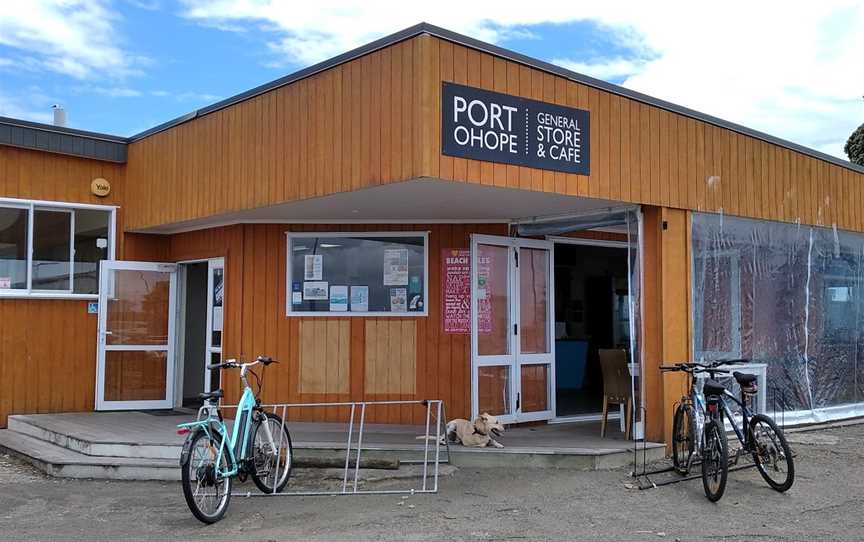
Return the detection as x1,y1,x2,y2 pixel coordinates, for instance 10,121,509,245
0,423,862,541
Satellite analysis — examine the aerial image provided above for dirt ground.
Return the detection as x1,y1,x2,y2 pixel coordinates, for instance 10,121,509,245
1,423,862,542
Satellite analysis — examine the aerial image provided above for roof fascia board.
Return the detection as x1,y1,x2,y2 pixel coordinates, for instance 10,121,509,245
0,116,128,143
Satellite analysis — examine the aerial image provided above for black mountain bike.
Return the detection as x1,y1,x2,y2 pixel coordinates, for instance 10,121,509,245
662,359,794,502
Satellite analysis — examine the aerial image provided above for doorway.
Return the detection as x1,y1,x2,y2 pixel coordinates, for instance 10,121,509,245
470,235,555,424
176,258,224,408
552,240,630,419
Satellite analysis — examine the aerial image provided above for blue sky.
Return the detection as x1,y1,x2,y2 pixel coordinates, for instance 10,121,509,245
1,1,862,159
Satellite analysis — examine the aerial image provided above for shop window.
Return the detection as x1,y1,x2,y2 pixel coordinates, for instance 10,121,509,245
0,206,28,289
0,199,115,297
287,233,428,315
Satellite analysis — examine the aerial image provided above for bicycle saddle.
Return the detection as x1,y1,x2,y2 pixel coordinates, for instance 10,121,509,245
733,371,757,386
703,379,726,396
198,389,223,401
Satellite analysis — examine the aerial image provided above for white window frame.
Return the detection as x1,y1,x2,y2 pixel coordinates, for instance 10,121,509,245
286,231,429,317
0,197,117,300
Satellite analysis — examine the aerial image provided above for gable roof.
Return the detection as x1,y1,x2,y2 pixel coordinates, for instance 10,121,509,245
1,22,861,174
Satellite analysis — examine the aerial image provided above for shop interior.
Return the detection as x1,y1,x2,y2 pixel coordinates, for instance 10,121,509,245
553,240,631,418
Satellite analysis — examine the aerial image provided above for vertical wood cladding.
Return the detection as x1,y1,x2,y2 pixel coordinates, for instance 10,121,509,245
123,37,424,231
429,36,864,231
0,299,98,426
0,147,125,427
124,223,507,424
123,33,864,234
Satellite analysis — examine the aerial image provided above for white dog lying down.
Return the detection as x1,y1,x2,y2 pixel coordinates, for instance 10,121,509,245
438,413,505,448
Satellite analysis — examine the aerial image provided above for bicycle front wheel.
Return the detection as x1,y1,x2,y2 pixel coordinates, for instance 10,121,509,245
749,413,794,492
672,403,695,475
181,430,232,524
701,420,728,502
250,412,293,494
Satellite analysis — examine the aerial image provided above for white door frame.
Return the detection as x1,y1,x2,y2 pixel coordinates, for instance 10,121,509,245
174,257,225,406
470,234,555,424
204,258,224,393
95,260,178,410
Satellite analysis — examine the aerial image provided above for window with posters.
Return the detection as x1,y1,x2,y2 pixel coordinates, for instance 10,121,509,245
287,232,428,316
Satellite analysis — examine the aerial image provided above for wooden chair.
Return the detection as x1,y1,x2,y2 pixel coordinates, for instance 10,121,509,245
599,348,632,439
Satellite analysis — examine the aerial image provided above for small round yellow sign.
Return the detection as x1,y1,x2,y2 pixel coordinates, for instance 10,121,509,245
91,177,111,197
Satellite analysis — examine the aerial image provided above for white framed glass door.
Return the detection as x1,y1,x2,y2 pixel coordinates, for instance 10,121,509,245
471,235,554,424
96,261,178,410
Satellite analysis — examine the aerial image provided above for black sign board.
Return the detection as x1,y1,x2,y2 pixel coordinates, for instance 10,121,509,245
441,82,590,175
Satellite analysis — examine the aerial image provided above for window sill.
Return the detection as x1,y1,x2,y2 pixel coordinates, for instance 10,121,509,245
286,311,428,317
0,292,98,301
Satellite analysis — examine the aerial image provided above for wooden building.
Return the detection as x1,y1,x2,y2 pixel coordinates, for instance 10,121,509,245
2,23,863,443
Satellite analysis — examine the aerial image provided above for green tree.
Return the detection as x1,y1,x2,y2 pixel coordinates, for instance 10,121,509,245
846,122,864,166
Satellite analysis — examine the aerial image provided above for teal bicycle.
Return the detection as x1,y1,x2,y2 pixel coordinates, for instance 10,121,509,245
177,355,293,523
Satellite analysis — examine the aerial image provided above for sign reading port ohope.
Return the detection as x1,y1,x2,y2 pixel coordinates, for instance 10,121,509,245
441,82,590,176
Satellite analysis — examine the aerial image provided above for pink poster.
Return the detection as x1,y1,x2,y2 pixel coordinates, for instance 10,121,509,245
442,249,470,333
476,252,492,334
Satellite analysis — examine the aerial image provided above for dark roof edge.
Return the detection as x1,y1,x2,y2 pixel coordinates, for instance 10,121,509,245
0,116,129,143
125,22,861,176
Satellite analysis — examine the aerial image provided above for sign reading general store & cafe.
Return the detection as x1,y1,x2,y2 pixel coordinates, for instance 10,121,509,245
441,82,590,175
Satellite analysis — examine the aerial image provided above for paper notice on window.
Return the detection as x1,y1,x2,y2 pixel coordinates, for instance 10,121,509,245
0,277,10,289
390,287,407,312
383,249,409,286
304,254,323,280
350,286,369,312
212,306,223,331
292,282,303,305
330,285,348,311
303,281,328,300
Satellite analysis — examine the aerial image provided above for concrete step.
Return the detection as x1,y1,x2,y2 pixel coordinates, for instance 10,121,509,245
8,415,181,460
0,429,180,480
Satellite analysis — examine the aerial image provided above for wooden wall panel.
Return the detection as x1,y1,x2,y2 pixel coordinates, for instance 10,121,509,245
428,37,864,232
125,222,508,424
118,33,864,234
364,320,416,395
0,300,97,427
124,38,423,231
299,320,350,394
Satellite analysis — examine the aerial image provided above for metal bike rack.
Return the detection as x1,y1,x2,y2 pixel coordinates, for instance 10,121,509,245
228,399,449,497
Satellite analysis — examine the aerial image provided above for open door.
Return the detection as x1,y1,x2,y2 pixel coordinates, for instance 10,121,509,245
96,261,178,410
471,235,555,424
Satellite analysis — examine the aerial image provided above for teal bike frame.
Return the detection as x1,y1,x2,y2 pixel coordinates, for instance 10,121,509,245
178,359,277,478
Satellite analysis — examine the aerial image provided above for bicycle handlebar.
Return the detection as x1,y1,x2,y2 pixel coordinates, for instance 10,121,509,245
660,358,749,373
206,355,278,370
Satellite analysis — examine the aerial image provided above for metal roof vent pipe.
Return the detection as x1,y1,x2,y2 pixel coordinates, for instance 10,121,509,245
52,104,67,127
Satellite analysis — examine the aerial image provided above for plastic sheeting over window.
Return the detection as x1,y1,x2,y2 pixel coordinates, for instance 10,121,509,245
692,213,864,424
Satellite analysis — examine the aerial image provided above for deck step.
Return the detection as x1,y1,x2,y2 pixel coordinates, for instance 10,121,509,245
2,413,666,478
8,415,181,460
0,429,181,480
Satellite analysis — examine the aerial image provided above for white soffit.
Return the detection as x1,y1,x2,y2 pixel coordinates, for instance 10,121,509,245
137,178,621,234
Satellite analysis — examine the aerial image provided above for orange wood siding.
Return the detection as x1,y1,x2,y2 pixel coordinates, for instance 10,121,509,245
0,148,125,427
0,299,97,427
120,33,864,235
123,38,424,232
124,223,508,424
427,36,864,232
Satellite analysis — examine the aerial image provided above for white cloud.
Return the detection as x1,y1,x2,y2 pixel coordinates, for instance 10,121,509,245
0,0,143,79
551,57,647,81
0,89,53,123
178,0,864,160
